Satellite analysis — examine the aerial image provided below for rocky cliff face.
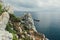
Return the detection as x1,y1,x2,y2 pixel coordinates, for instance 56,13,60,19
0,0,49,40
0,12,9,30
0,12,13,40
0,1,13,40
21,13,37,32
7,12,48,40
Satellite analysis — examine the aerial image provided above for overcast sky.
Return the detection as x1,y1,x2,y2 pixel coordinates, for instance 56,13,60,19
4,0,60,11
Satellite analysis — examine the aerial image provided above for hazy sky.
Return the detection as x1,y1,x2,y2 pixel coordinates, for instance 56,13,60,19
3,0,60,28
4,0,60,11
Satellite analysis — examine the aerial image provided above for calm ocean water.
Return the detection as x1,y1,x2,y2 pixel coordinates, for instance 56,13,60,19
14,11,60,40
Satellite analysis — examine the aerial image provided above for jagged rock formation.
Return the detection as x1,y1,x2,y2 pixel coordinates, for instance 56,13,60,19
22,13,37,32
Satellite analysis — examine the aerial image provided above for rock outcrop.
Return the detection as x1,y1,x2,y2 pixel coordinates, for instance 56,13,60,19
22,13,37,32
0,12,13,40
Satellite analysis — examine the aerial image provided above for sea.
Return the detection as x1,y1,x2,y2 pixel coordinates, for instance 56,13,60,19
14,11,60,40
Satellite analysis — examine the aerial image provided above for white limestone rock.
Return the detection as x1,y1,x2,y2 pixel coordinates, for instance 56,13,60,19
0,12,13,40
2,4,14,14
0,30,13,40
5,6,14,14
0,12,9,30
23,13,37,32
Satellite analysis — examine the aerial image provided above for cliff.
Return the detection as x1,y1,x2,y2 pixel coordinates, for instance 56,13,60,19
6,13,48,40
0,1,49,40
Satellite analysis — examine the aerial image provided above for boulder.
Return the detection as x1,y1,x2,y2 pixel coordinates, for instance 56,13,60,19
0,12,13,40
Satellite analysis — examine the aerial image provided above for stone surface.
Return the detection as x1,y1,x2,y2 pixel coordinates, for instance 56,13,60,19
23,13,37,32
0,12,13,40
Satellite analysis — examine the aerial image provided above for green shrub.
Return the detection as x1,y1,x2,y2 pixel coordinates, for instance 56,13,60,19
6,22,18,40
0,3,3,14
12,33,18,40
9,14,20,22
6,22,16,34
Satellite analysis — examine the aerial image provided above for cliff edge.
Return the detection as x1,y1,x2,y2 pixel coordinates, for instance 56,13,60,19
0,0,49,40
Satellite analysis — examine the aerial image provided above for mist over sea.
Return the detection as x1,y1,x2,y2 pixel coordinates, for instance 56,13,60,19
14,11,60,40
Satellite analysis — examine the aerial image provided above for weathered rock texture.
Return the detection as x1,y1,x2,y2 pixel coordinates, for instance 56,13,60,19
0,12,13,40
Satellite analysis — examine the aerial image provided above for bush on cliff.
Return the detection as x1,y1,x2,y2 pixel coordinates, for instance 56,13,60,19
0,3,3,15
